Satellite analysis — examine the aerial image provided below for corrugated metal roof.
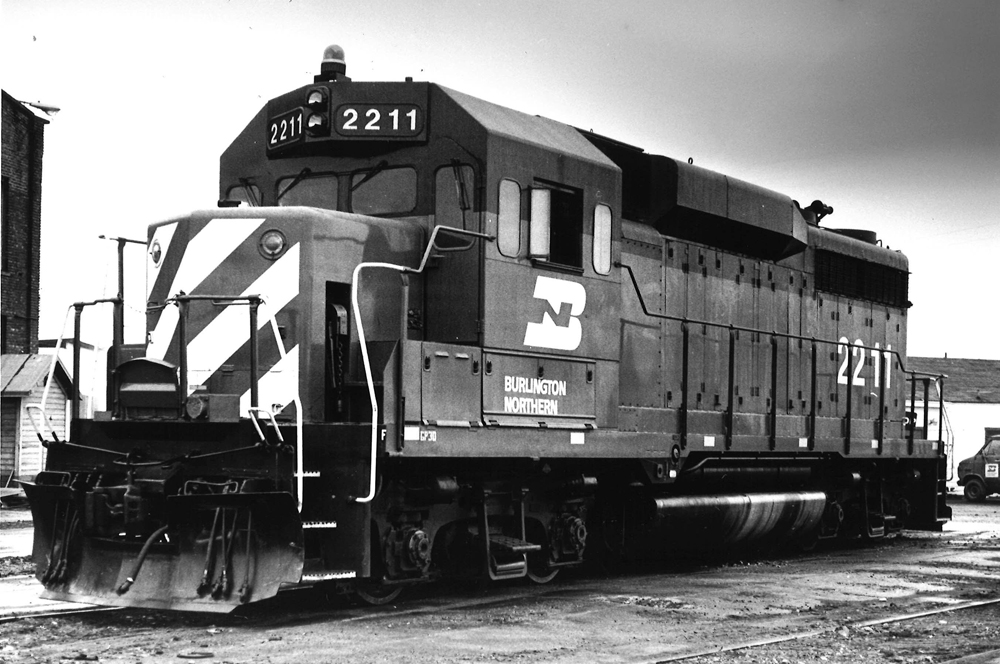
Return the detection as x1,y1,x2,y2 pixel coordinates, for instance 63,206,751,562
1,354,72,397
908,357,1000,404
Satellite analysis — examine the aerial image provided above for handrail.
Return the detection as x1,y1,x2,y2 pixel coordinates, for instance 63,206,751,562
264,312,304,512
352,225,494,504
28,299,119,444
165,293,263,408
165,293,306,510
618,261,946,452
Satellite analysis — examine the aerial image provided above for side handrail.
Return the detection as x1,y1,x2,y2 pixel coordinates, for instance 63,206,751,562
247,407,285,445
905,372,947,454
618,261,946,452
28,299,120,444
352,225,494,504
263,312,304,512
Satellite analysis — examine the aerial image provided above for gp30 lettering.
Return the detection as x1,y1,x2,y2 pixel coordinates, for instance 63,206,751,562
335,104,422,137
268,109,304,148
837,337,892,388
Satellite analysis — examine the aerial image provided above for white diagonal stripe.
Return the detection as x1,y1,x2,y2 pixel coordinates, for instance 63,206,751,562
185,242,300,392
147,222,178,300
147,218,265,360
240,345,299,415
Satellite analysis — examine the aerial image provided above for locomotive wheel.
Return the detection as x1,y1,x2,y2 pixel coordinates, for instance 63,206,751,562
354,580,403,606
354,520,402,605
526,557,560,584
586,501,625,572
524,520,560,584
964,478,987,503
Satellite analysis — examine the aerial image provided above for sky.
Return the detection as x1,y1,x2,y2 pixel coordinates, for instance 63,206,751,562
2,0,998,360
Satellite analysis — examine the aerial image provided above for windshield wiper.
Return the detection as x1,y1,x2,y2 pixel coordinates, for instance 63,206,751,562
276,168,312,203
350,160,389,192
238,178,260,207
452,159,471,212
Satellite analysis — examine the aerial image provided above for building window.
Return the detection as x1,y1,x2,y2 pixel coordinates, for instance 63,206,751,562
529,182,583,269
498,179,521,257
593,204,612,275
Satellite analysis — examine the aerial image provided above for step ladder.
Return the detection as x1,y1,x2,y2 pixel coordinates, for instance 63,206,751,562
863,478,885,538
478,489,541,580
301,558,356,584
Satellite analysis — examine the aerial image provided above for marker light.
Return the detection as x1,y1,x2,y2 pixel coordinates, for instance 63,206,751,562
306,113,329,137
259,229,287,259
306,88,328,110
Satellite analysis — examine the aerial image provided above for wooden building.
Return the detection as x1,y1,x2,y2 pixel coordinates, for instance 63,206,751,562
1,353,73,485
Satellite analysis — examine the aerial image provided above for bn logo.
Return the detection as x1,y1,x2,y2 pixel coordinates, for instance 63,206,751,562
523,276,586,351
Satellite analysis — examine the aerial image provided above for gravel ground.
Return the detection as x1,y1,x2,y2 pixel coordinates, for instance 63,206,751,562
1,497,997,663
0,556,33,578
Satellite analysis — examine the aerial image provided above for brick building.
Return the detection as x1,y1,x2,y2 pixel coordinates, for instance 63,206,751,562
2,90,54,489
2,89,49,354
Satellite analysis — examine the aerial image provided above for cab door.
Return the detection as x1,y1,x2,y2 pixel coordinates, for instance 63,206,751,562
424,163,481,344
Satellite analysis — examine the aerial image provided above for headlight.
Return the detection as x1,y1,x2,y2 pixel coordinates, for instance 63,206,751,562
259,229,287,260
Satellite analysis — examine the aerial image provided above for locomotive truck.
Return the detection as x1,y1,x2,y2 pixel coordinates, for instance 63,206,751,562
23,46,950,611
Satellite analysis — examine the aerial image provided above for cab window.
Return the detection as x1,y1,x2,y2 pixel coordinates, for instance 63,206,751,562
593,204,612,274
351,166,416,215
276,174,338,209
226,183,261,207
530,182,583,269
497,179,521,257
435,163,474,229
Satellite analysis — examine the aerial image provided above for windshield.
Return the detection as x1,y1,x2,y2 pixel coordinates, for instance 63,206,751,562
276,173,338,208
351,166,416,215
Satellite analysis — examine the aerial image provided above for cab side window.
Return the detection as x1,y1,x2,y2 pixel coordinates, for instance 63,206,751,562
497,179,521,257
226,183,261,207
529,182,583,269
435,163,475,229
593,204,612,275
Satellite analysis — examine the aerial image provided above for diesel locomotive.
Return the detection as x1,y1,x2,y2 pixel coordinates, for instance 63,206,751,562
23,46,950,611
